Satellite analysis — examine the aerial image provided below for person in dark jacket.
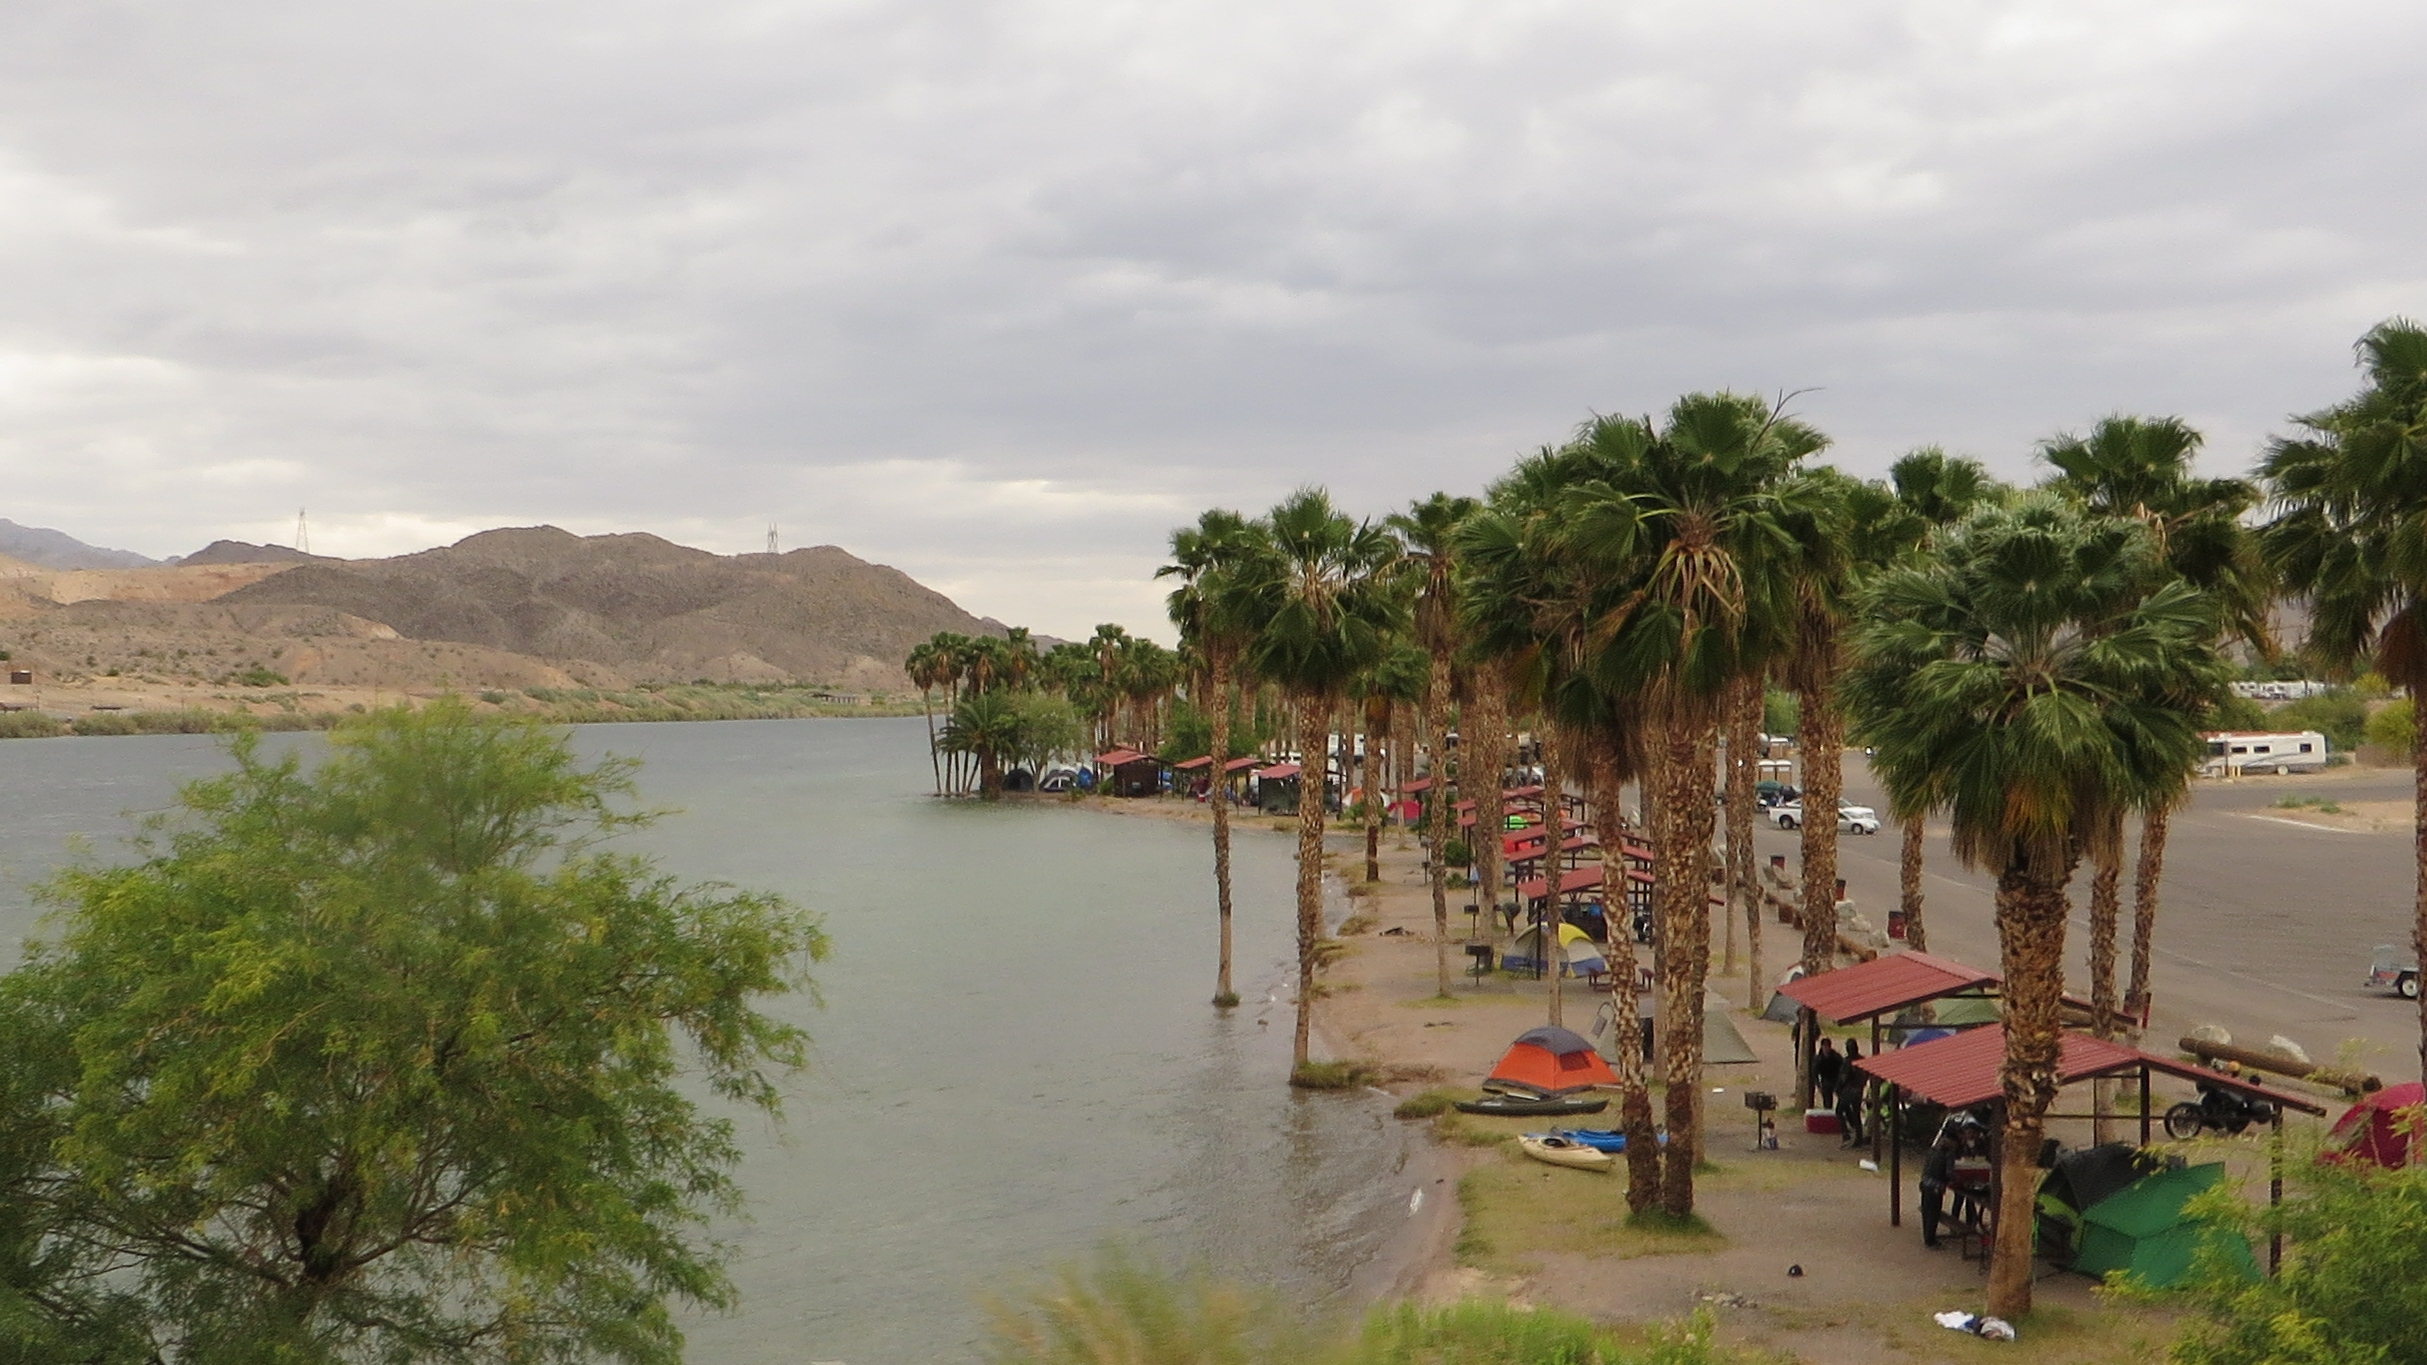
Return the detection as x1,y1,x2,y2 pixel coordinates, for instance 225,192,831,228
1812,1036,1844,1111
1836,1040,1867,1146
1920,1131,1958,1248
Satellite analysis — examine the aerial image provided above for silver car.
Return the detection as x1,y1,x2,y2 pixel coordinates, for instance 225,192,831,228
1767,801,1881,834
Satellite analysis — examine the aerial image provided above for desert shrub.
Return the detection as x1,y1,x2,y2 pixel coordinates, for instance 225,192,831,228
0,711,65,738
2367,697,2415,757
1392,1089,1457,1119
69,713,137,736
2166,1163,2427,1365
230,666,288,688
984,1252,1725,1365
1287,1060,1375,1090
2272,689,2368,751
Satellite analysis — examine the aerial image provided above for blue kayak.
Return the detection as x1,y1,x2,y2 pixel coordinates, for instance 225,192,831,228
1552,1128,1667,1153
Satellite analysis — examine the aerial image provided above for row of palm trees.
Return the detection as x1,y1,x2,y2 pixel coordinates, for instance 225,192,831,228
1144,318,2427,1319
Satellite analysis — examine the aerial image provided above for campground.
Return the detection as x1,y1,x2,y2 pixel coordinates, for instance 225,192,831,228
1074,780,2386,1363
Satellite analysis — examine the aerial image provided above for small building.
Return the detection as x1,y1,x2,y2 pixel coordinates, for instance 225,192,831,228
6,669,29,686
1094,747,1167,798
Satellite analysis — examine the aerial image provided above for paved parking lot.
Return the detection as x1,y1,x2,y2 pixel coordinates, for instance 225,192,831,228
1762,759,2425,1081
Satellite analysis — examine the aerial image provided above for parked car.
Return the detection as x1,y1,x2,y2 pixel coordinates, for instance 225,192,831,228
1768,801,1881,834
1754,780,1800,809
2367,944,2420,1000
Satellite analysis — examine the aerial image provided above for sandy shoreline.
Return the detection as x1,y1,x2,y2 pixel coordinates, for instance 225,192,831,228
1068,791,2167,1362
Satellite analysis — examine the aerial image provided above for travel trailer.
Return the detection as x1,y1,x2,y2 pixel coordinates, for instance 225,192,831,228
2200,730,2330,776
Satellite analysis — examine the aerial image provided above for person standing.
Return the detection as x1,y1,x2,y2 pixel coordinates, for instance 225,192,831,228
1920,1130,1958,1248
1812,1036,1844,1112
1836,1040,1867,1146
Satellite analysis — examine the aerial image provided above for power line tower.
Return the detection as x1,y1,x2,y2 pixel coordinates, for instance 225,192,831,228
295,508,310,555
766,523,779,555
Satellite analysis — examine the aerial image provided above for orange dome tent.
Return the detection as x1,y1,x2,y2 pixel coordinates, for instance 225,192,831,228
1485,1026,1618,1096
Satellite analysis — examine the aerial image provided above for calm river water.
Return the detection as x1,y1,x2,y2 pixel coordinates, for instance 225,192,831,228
0,717,1414,1363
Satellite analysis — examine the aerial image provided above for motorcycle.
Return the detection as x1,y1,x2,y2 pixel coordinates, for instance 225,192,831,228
2163,1082,2275,1139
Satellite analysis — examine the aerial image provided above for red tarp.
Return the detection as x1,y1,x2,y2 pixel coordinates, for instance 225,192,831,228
1855,1024,2324,1115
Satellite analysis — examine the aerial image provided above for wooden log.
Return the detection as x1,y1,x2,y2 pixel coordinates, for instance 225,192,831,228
2177,1037,2378,1096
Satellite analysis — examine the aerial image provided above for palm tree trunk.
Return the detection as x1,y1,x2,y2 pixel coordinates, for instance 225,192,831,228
1293,701,1330,1070
1210,650,1237,1008
1988,847,2076,1320
1542,726,1567,1029
1615,730,1660,1212
1900,815,1927,953
922,689,941,796
1363,705,1383,883
2088,809,2124,1144
1726,676,1759,1005
1393,704,1416,842
2126,803,2170,1023
1472,667,1510,937
1798,683,1844,981
2089,810,2123,1038
1655,715,1717,1218
2414,726,2427,1097
1423,657,1455,998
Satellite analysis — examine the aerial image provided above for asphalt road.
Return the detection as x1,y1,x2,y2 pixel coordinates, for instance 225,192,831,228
1749,760,2426,1083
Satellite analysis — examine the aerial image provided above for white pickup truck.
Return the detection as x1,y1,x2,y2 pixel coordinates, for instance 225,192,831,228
1767,801,1881,835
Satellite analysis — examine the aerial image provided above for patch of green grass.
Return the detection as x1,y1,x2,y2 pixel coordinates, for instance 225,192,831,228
2275,794,2346,814
1211,991,1240,1009
1454,1150,1726,1275
1393,1088,1457,1119
1847,1295,2181,1365
1337,914,1378,936
1289,1060,1377,1090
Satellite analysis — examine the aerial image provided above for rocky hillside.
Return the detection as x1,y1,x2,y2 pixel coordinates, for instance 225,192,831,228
217,526,999,689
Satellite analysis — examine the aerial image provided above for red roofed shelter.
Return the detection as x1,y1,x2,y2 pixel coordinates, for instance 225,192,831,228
1094,748,1166,798
1853,1025,2321,1270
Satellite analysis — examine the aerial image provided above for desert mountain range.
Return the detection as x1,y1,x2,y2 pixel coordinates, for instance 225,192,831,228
0,525,1005,696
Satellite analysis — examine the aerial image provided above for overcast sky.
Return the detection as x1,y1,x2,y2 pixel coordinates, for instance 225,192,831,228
2,1,2421,639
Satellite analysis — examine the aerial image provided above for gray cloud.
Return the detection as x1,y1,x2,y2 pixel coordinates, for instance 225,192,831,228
1,0,2420,638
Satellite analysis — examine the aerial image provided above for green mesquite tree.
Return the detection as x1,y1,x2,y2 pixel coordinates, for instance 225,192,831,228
0,700,823,1364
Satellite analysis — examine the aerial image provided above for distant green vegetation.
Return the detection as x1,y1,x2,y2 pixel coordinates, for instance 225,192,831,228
0,684,917,742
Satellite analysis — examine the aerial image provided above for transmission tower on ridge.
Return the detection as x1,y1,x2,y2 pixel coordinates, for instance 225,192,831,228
295,508,310,555
766,523,779,555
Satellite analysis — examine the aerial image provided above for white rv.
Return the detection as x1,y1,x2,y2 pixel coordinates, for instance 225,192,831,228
2200,730,2331,776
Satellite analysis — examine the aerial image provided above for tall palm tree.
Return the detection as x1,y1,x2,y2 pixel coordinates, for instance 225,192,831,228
2046,415,2268,1025
1567,395,1823,1219
1725,672,1762,1008
1388,494,1480,1000
1234,489,1405,1070
2261,318,2427,1087
906,638,950,796
1163,509,1264,1008
1878,449,2005,953
1355,644,1427,883
1847,498,2224,1318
